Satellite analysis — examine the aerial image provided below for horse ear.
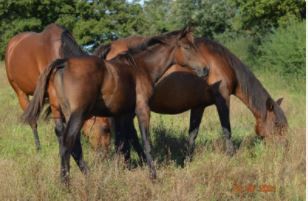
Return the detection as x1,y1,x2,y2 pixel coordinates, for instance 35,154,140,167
276,97,283,106
266,98,274,111
179,26,192,36
184,25,194,33
179,26,194,42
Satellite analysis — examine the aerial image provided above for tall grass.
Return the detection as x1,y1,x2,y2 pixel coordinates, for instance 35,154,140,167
0,62,305,200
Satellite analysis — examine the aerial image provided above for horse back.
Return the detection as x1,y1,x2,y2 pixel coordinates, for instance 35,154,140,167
5,29,63,95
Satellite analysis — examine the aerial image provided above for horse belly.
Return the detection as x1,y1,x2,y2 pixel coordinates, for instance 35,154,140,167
150,73,206,114
7,54,41,94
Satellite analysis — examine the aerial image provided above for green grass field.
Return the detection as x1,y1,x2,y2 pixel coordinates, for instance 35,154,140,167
0,62,305,201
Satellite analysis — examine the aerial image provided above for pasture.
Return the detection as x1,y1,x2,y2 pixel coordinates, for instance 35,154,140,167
0,61,305,200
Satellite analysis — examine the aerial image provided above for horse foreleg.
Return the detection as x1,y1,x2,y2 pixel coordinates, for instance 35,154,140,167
215,94,235,155
16,89,41,150
126,114,146,165
136,102,156,179
30,122,40,151
187,106,205,161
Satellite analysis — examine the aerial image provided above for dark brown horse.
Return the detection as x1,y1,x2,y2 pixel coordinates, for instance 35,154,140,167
22,27,209,183
94,35,288,160
5,23,111,151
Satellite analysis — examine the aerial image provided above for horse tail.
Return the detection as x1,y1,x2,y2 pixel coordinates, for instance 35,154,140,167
22,58,67,125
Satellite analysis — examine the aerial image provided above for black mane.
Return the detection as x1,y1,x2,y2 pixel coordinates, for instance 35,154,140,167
126,29,182,55
60,27,87,57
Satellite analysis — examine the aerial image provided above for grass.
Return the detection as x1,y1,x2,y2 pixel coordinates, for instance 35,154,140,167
0,62,305,201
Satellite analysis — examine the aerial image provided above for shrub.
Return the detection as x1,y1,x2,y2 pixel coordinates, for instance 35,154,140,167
215,33,257,68
256,20,305,79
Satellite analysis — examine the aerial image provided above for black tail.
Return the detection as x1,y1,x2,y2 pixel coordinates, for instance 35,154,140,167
22,58,67,125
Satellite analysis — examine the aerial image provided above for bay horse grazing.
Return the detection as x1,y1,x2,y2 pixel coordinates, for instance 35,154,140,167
22,27,209,183
82,117,111,152
94,36,288,160
5,23,111,151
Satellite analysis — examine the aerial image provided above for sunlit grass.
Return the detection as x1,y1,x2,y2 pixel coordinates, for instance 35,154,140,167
0,63,305,200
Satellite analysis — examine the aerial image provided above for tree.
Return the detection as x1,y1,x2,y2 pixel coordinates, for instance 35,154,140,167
0,0,146,58
231,0,306,37
0,0,77,59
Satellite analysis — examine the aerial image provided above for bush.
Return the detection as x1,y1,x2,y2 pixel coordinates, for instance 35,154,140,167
256,20,305,79
215,33,257,68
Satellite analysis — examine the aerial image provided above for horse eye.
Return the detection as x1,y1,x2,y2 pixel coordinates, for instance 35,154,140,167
183,45,191,50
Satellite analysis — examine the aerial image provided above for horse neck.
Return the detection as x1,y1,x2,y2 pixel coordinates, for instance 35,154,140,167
132,46,175,83
198,38,272,120
232,59,271,120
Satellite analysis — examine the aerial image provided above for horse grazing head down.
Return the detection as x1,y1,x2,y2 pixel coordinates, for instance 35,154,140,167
255,97,288,137
82,117,111,152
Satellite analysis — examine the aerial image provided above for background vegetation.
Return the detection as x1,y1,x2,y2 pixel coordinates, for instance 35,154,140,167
0,0,305,78
0,0,306,200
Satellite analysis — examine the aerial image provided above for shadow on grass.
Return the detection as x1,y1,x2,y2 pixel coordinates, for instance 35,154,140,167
151,125,190,167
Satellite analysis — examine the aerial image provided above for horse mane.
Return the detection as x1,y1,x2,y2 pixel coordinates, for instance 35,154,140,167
197,38,272,118
126,36,166,55
60,30,86,57
125,29,184,55
93,43,111,59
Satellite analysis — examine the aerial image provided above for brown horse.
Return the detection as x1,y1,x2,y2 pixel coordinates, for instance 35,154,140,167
5,23,111,151
82,117,111,152
94,35,288,160
22,27,209,183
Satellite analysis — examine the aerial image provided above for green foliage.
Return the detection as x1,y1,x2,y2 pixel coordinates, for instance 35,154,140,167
215,34,257,68
0,0,306,80
231,0,305,36
142,0,176,35
257,20,305,79
0,0,75,59
171,0,237,38
0,0,145,58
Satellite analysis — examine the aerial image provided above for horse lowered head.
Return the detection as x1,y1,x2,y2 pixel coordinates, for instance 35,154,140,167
255,97,288,137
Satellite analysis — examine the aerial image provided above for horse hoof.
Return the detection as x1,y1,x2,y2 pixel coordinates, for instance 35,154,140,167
226,141,236,156
150,169,157,180
60,175,70,188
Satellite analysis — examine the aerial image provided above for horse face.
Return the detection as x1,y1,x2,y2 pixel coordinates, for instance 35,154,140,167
173,27,209,77
83,117,111,151
98,122,111,151
255,98,288,137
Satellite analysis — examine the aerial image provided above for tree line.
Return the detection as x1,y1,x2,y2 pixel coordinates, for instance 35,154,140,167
0,0,305,78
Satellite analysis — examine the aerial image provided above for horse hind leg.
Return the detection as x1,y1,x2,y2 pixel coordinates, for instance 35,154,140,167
60,111,88,184
14,87,41,150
